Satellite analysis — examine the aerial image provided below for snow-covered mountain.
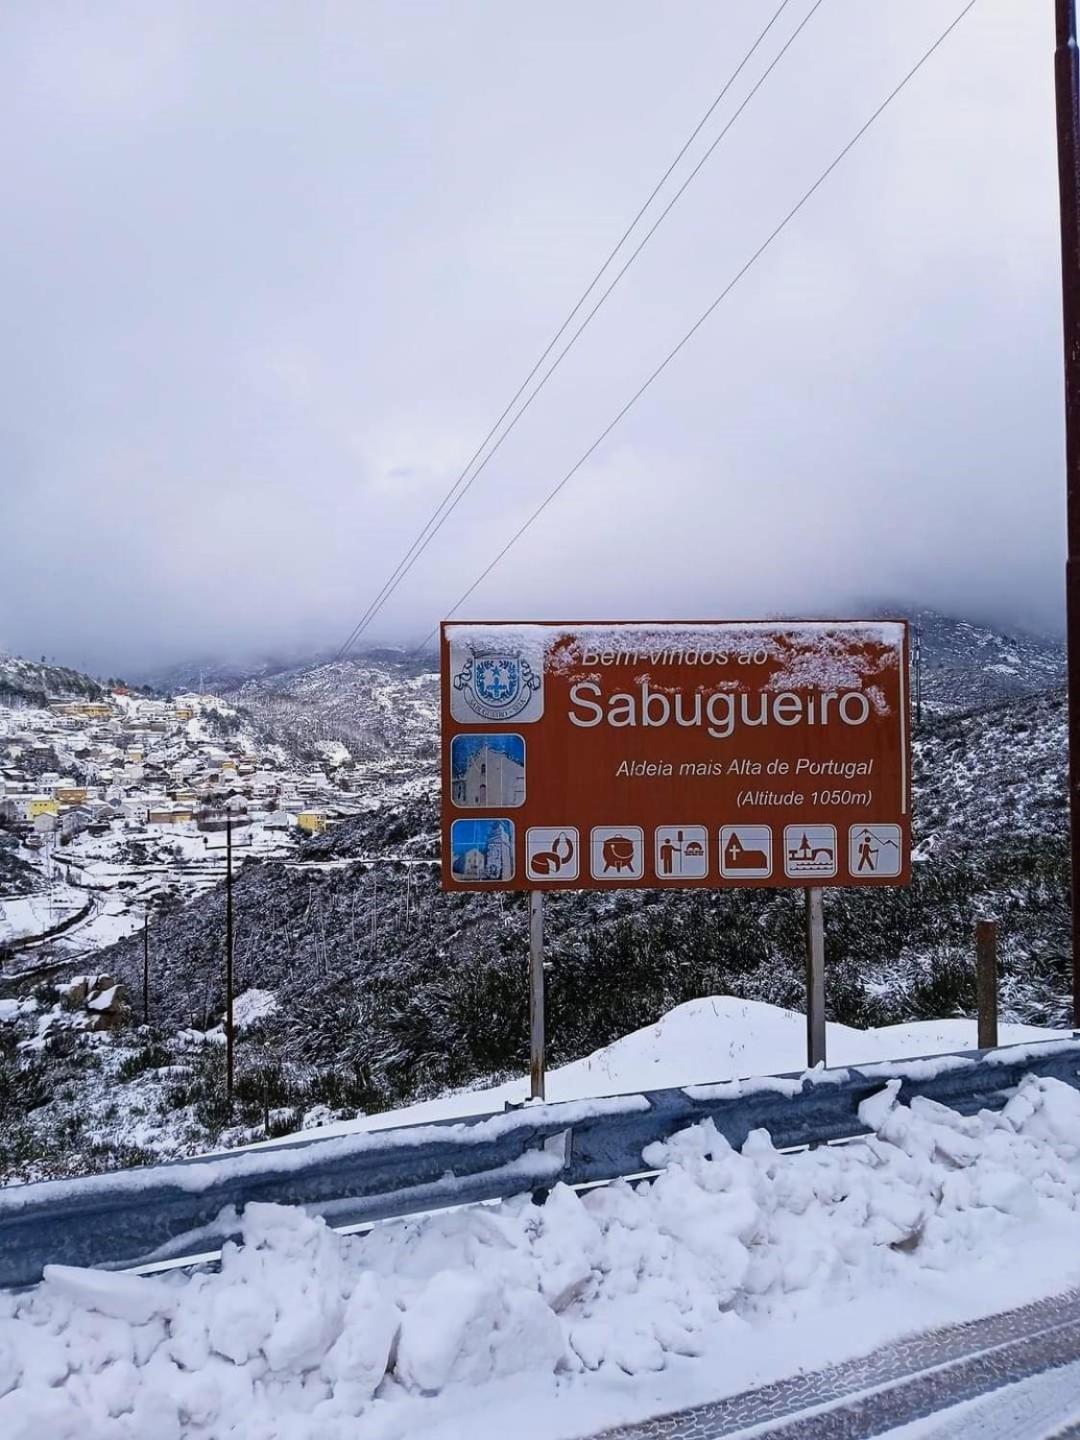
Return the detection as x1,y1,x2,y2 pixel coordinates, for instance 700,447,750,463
0,653,105,708
223,654,440,761
909,610,1064,714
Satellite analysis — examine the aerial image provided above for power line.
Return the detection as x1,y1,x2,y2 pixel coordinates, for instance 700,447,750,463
334,0,802,659
343,0,827,652
417,0,979,650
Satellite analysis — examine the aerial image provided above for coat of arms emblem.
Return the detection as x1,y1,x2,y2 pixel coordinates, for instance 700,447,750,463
453,651,542,722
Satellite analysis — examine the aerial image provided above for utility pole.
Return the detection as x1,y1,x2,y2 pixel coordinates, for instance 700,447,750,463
1056,0,1080,1026
142,912,149,1026
913,623,923,729
225,811,235,1106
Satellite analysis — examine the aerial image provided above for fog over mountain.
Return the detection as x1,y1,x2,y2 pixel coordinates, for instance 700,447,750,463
0,1,1066,673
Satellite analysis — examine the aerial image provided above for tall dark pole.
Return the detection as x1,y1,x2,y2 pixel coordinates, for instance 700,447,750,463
1056,0,1080,1027
913,624,923,729
225,812,234,1105
142,913,149,1026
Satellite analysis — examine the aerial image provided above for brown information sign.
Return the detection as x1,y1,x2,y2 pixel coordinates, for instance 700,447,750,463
441,620,910,892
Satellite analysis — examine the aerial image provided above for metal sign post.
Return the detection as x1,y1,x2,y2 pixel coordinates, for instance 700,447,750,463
529,890,546,1101
804,887,826,1068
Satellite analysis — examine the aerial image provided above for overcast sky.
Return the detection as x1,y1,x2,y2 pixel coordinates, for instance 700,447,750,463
0,0,1065,673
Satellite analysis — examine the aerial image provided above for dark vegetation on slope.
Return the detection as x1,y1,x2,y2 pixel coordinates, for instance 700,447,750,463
89,685,1070,1126
1,620,1070,1180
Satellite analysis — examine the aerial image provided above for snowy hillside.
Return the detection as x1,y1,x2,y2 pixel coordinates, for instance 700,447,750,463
909,609,1064,713
1,610,1073,1185
141,645,440,762
915,686,1066,852
145,647,352,696
0,654,104,708
225,654,439,762
61,668,1070,1180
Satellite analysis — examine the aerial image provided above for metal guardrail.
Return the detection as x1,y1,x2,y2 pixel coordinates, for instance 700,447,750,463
1,1037,1078,1290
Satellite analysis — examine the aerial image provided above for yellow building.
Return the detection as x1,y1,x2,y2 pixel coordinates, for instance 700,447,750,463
175,706,195,721
297,810,328,835
28,796,59,818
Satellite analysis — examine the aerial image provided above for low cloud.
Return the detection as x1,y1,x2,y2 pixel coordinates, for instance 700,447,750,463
0,0,1065,673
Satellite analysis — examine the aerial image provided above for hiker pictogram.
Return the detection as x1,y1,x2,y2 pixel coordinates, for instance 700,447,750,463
848,824,902,878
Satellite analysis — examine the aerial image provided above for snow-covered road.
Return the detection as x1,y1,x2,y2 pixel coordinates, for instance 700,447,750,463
594,1292,1080,1438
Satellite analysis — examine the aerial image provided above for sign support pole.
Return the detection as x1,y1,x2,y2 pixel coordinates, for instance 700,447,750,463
529,890,546,1101
804,887,826,1069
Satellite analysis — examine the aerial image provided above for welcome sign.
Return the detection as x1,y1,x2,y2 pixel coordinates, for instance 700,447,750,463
441,620,911,892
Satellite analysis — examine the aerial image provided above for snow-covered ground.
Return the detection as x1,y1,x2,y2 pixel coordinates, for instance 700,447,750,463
0,882,87,942
5,1071,1080,1438
252,996,1064,1149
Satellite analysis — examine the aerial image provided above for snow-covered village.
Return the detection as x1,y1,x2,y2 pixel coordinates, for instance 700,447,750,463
0,660,430,962
6,2,1080,1437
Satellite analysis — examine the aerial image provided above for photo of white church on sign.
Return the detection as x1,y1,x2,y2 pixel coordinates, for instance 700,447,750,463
450,818,516,881
450,733,526,808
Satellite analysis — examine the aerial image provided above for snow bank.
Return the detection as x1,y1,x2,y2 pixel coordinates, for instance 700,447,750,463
6,1073,1080,1436
262,996,1064,1149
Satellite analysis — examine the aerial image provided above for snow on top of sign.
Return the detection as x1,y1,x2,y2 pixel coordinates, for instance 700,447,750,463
447,621,905,677
764,631,898,701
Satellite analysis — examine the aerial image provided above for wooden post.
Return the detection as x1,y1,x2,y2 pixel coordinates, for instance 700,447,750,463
529,890,545,1101
976,918,999,1050
804,887,826,1069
